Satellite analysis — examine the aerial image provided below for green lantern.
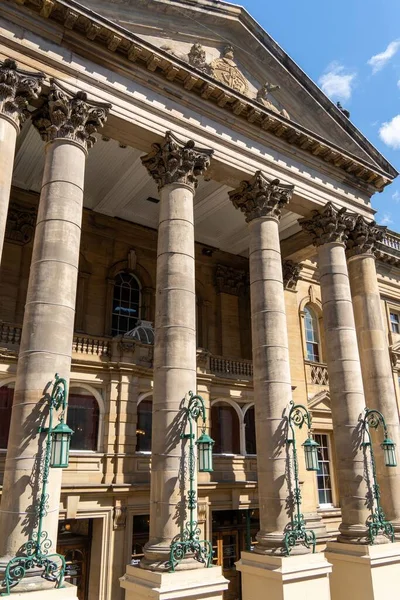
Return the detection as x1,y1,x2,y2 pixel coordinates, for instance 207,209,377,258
50,422,74,468
196,431,214,473
302,436,320,472
381,437,397,468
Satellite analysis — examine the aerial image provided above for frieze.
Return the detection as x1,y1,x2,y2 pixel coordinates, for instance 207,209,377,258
5,202,37,245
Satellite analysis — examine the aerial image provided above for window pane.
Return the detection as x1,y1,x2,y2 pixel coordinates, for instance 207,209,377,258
390,313,400,334
315,433,333,506
244,407,256,454
0,387,13,449
136,400,152,452
68,394,99,451
304,307,320,362
112,272,141,335
211,404,240,454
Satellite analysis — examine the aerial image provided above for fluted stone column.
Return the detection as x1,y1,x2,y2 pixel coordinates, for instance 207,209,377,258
300,203,372,544
346,216,400,532
0,82,109,585
228,172,299,553
140,132,213,570
0,59,43,265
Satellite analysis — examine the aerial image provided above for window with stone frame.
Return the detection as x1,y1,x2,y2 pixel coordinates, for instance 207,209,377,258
211,402,241,455
68,392,100,452
304,305,321,362
136,398,152,452
315,433,334,506
390,311,400,334
111,272,141,336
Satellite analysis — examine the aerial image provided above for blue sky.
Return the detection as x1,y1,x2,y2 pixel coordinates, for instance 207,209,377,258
238,0,400,231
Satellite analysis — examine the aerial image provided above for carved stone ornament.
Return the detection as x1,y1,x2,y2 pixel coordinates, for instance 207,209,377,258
215,264,247,296
209,45,249,95
256,82,290,120
299,202,353,247
228,171,294,223
141,131,213,191
5,202,37,245
345,215,386,258
188,43,210,73
0,58,44,128
282,260,302,291
113,500,127,530
32,79,111,149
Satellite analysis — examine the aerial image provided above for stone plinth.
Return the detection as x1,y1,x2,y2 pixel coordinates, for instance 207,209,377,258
236,551,332,600
7,583,78,598
325,541,400,600
120,564,228,600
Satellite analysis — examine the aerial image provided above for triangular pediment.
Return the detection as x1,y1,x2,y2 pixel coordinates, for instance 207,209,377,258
82,0,396,177
308,390,331,414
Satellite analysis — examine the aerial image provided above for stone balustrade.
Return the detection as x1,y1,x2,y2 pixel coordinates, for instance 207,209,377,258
209,354,253,378
305,361,329,386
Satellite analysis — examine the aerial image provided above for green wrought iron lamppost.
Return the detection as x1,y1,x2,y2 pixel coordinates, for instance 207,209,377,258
361,407,396,544
169,391,214,572
2,374,74,596
284,400,319,556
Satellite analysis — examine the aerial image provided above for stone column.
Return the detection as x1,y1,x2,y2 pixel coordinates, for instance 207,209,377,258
0,59,43,265
300,202,371,544
140,132,213,570
228,172,298,553
0,81,109,583
346,216,400,531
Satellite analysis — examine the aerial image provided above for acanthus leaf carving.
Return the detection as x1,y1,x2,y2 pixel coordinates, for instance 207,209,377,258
0,58,44,128
299,202,353,246
32,79,111,150
141,131,213,191
346,215,386,258
5,201,37,245
215,264,247,296
228,171,294,223
282,260,302,291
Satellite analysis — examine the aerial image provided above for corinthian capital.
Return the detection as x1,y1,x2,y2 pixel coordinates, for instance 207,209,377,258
228,171,293,223
141,131,213,190
299,202,353,246
0,58,44,128
346,215,385,258
32,80,110,150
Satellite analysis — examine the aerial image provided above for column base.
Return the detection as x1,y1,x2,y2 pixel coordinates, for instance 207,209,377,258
120,564,229,600
236,550,332,600
325,541,400,600
0,583,78,598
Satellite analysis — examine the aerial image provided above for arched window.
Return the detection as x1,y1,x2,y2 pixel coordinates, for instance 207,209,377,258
304,306,320,362
136,398,152,452
211,402,240,454
0,386,13,450
68,389,100,452
112,272,141,336
244,406,256,455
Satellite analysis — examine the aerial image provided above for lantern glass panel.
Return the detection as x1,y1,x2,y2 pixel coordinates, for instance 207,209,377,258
50,423,73,468
196,433,214,473
382,438,397,468
303,438,319,472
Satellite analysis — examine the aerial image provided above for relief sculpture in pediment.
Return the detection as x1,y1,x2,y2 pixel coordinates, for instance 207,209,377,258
256,82,290,120
209,45,249,95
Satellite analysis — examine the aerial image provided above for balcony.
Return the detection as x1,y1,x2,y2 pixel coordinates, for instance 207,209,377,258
305,361,329,386
377,230,400,266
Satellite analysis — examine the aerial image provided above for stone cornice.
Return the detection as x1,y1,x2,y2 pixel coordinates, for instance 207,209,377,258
228,171,293,223
141,131,213,190
7,0,393,191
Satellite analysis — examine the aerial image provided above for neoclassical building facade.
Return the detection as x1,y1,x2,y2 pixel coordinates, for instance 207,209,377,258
0,1,400,599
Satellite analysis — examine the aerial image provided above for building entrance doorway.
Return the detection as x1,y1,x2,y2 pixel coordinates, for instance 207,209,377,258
212,509,259,600
57,519,92,600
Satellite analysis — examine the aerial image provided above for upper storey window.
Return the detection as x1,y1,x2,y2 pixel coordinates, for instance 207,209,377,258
390,312,400,334
304,306,320,362
112,272,141,336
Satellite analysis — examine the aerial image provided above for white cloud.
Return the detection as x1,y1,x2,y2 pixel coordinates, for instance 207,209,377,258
379,213,394,226
379,115,400,149
319,62,355,101
368,40,400,73
393,191,400,203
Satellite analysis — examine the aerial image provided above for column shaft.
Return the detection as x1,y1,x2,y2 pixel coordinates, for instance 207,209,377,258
144,182,197,564
0,117,18,262
0,138,86,558
249,217,293,548
317,241,370,541
348,253,400,527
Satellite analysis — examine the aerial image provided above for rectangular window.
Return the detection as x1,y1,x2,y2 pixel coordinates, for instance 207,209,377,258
390,312,400,334
315,433,333,506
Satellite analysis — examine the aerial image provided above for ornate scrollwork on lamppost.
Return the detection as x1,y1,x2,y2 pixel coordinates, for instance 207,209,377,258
1,374,73,596
284,401,319,556
168,391,214,573
361,408,396,544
